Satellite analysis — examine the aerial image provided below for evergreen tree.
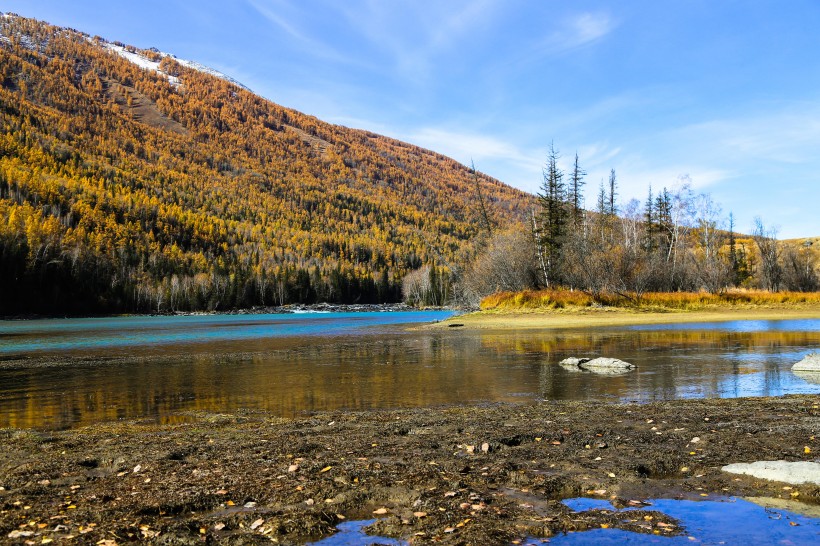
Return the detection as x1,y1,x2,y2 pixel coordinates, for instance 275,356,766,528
567,153,586,227
607,169,618,216
728,212,738,286
596,180,607,216
655,187,673,254
644,185,655,252
536,142,567,287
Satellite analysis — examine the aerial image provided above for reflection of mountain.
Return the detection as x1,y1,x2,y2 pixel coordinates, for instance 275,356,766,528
2,326,819,430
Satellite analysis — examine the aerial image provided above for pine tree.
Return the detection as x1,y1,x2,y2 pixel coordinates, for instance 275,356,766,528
644,185,655,252
567,153,586,227
728,212,738,286
536,142,567,287
607,169,618,216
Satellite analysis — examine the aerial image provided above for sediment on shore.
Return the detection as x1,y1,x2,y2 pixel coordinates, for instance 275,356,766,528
2,395,819,544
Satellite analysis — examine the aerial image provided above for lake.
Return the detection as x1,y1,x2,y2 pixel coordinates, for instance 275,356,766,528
1,312,819,429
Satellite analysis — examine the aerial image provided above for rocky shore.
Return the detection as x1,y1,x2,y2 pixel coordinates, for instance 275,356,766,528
2,395,819,544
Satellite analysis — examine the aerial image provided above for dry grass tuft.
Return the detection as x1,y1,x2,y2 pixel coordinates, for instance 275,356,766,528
480,289,820,311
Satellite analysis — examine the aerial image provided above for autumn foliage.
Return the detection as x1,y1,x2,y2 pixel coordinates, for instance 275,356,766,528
481,289,820,311
0,14,530,314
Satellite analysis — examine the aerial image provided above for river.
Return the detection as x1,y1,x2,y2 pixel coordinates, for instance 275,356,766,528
1,312,819,429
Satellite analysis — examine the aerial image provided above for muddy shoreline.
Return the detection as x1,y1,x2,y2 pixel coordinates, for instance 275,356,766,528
2,396,819,544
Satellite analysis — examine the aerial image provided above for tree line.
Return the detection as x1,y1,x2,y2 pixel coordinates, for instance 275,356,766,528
0,14,529,315
409,143,819,306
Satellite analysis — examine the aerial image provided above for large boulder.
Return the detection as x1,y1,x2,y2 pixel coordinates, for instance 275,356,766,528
558,356,635,375
580,357,635,371
559,357,590,371
722,460,820,485
792,353,820,372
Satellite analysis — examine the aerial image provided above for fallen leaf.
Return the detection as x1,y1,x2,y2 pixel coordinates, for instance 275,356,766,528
373,507,388,515
319,466,332,473
804,446,811,454
414,511,427,518
213,523,225,531
250,519,264,530
288,464,299,473
133,465,141,473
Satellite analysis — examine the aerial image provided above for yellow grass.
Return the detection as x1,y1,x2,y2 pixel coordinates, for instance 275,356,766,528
481,289,820,311
420,288,820,332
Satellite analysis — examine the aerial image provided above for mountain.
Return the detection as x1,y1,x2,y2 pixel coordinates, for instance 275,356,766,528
0,13,531,315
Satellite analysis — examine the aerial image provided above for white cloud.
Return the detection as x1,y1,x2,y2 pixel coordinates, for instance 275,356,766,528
246,0,360,64
405,127,543,171
529,11,616,59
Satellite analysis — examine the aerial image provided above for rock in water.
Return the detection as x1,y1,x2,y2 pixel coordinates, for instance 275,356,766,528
580,357,635,371
559,357,590,371
792,353,820,372
722,460,820,485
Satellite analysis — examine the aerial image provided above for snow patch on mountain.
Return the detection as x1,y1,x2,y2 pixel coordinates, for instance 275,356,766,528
101,41,250,92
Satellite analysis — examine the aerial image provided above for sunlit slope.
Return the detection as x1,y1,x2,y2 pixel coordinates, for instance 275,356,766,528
0,13,531,314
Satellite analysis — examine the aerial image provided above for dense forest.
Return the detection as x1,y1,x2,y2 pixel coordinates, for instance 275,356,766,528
0,14,531,315
423,143,819,307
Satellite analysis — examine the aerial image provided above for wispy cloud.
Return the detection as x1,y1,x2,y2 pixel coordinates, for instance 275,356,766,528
405,127,543,172
530,11,616,58
673,105,820,165
246,0,358,64
330,0,503,83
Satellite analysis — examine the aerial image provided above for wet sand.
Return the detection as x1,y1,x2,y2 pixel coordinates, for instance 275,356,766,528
2,395,819,544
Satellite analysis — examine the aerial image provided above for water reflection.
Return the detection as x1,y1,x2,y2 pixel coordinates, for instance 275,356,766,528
551,497,820,544
1,318,819,430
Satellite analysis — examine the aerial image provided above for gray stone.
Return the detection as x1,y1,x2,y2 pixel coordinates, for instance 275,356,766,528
792,353,820,372
580,357,635,370
721,460,820,485
559,357,590,370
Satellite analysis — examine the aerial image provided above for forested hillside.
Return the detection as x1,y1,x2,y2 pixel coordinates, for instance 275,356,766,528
0,13,530,315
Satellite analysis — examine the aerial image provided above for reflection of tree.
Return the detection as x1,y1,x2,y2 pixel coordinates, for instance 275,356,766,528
2,328,818,429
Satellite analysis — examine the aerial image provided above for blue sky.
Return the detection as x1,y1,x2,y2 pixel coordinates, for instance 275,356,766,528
4,0,820,237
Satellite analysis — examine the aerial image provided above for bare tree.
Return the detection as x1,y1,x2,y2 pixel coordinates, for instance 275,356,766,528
462,229,539,302
753,217,783,291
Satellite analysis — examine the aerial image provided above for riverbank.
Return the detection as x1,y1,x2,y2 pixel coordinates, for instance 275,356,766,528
2,395,818,544
427,304,820,331
0,303,448,321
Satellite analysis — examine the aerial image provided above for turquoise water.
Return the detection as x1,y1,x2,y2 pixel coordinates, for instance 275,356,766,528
0,311,454,355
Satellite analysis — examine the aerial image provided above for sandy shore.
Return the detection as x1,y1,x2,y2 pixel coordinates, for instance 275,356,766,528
428,305,820,331
2,396,819,544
